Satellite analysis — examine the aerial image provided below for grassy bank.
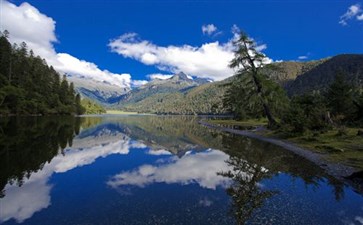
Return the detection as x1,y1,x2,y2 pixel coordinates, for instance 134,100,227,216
208,119,363,170
106,110,139,115
208,118,268,127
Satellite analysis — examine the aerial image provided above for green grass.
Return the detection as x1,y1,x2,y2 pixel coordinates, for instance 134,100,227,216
106,110,139,115
208,118,268,127
208,119,363,170
286,128,363,169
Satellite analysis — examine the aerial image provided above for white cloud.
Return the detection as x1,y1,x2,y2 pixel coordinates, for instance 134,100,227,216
147,149,172,155
109,32,235,81
0,0,131,88
339,4,362,25
109,26,272,81
202,24,218,35
131,79,148,87
298,55,308,60
147,73,173,80
109,34,233,80
56,53,132,87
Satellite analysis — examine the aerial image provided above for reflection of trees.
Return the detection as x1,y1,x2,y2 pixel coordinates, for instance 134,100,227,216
219,154,277,224
0,116,80,198
103,116,226,155
79,116,103,131
222,132,346,194
218,132,347,224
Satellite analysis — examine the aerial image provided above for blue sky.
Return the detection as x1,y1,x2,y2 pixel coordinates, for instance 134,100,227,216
2,0,363,87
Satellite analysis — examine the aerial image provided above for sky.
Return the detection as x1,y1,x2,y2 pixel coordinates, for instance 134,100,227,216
0,0,362,88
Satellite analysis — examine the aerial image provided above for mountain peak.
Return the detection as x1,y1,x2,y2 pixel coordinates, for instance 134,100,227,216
171,72,190,81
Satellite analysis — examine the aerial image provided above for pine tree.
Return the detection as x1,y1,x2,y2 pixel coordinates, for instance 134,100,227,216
0,30,12,84
226,31,287,127
0,31,84,115
325,73,355,122
75,94,85,115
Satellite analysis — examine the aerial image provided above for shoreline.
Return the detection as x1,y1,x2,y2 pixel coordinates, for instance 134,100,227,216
199,120,362,189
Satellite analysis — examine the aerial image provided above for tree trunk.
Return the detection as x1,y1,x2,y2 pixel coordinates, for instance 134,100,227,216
262,102,278,128
251,74,278,128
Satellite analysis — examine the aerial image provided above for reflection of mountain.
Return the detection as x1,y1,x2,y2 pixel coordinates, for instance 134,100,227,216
0,115,356,224
99,116,226,156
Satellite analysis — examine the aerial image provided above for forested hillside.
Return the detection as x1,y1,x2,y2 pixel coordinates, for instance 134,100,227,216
116,54,363,115
287,54,363,95
117,73,228,114
0,31,83,115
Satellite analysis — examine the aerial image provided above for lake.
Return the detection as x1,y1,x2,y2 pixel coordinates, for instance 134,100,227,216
0,115,362,225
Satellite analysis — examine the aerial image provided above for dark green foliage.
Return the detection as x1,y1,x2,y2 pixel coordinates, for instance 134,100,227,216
81,98,106,114
281,94,330,134
354,92,363,125
287,54,363,96
0,32,12,85
224,72,288,120
325,73,356,123
223,32,288,126
281,73,363,134
75,94,85,115
0,31,82,115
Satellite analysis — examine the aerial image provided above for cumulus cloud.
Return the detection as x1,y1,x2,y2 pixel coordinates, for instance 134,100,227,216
0,0,131,88
131,79,148,87
147,73,173,80
110,38,222,81
202,24,218,35
147,149,173,155
109,26,272,81
339,3,363,25
109,32,235,81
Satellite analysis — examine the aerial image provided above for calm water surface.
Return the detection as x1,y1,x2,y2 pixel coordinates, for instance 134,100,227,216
0,116,362,225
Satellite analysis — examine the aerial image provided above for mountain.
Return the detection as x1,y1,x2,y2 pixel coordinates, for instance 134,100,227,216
67,75,130,106
264,59,327,88
75,54,362,114
118,72,210,104
116,72,233,114
286,54,363,95
115,72,213,113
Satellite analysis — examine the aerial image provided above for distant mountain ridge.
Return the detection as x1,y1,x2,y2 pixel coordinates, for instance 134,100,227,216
117,72,210,104
116,73,230,114
72,54,363,114
286,54,363,95
67,75,130,105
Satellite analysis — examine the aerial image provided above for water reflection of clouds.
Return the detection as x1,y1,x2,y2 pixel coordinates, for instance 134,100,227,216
355,216,363,225
0,132,139,223
147,149,172,155
107,149,231,190
0,173,52,223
